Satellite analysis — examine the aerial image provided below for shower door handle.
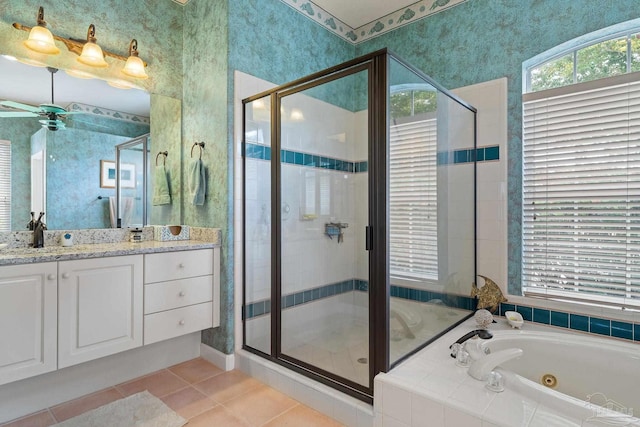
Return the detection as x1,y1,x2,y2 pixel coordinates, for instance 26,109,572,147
365,225,373,251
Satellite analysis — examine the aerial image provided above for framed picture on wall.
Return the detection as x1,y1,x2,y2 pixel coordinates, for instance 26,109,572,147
100,160,136,189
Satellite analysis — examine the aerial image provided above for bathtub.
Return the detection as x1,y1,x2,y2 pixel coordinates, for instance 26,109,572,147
375,318,640,427
484,329,640,417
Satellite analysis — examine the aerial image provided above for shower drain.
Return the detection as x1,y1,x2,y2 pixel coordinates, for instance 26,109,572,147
357,357,368,364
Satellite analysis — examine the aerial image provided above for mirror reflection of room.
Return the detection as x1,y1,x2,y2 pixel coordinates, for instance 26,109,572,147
0,54,150,231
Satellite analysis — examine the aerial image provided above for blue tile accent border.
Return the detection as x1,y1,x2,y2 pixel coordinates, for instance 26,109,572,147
244,280,475,319
244,143,367,174
499,302,640,342
437,145,500,165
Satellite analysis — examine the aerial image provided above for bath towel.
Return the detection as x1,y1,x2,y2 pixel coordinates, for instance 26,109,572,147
153,164,171,206
189,158,206,205
109,196,135,228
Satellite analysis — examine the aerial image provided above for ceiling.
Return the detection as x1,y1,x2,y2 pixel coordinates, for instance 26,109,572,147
312,0,419,28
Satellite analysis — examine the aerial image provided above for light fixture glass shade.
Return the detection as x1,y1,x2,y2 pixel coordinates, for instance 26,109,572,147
77,42,108,68
122,55,148,79
24,26,60,54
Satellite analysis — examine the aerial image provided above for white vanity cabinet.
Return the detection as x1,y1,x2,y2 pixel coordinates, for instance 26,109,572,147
0,263,57,386
58,255,143,369
143,248,220,345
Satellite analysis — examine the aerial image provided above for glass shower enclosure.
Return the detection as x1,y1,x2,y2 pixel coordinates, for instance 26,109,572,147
242,49,477,401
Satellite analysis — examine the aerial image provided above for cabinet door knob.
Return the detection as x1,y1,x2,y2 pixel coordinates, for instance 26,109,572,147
179,291,186,297
62,272,70,279
47,274,56,280
178,319,185,326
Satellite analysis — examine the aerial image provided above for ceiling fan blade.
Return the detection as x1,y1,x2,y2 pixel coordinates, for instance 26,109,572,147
39,104,67,114
0,100,42,113
0,111,39,118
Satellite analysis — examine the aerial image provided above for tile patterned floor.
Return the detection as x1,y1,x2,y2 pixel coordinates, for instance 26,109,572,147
0,358,344,427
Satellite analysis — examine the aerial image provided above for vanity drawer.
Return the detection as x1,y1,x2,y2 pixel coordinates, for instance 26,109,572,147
144,302,213,345
144,276,213,314
144,249,213,283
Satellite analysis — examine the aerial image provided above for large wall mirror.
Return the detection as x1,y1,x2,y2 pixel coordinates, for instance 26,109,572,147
0,54,181,232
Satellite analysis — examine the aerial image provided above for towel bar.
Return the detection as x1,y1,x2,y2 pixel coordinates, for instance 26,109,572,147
155,151,168,166
191,141,205,159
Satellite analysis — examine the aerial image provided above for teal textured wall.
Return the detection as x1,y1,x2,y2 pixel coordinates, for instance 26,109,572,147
182,0,231,353
44,128,129,230
0,118,41,230
356,0,640,293
228,0,354,87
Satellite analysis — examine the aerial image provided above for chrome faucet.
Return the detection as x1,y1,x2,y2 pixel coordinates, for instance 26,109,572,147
467,348,523,380
449,329,492,358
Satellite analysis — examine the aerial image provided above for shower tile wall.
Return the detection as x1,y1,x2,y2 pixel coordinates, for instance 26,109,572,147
237,70,369,353
452,78,508,293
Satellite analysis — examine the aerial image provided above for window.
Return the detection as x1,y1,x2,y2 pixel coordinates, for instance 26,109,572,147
389,89,438,280
527,32,640,92
522,75,640,308
0,140,10,232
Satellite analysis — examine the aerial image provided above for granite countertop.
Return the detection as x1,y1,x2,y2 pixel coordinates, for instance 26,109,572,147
0,240,220,266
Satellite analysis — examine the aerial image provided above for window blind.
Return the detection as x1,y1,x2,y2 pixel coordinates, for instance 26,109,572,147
389,119,438,280
522,78,640,308
0,140,10,232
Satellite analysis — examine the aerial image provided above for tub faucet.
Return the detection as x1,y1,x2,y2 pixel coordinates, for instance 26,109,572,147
450,329,492,357
467,348,523,381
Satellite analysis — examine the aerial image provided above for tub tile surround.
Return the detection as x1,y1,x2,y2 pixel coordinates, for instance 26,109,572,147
244,280,476,320
375,318,639,427
499,302,640,343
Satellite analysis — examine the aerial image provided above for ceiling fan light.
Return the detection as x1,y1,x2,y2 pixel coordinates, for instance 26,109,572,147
77,42,108,68
24,25,60,55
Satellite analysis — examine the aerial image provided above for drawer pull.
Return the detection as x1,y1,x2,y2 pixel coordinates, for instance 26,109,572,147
179,291,186,297
62,272,70,279
47,274,56,280
178,263,185,269
178,319,185,326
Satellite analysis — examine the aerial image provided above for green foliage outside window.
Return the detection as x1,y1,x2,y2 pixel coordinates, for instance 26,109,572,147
390,90,437,119
529,33,640,92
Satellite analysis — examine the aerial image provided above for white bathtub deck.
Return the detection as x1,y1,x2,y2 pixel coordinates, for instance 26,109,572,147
375,318,640,427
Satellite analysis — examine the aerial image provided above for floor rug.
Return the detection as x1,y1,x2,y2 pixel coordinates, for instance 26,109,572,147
53,390,186,427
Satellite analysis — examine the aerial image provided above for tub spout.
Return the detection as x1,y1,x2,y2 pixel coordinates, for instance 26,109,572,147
449,329,492,357
467,348,523,381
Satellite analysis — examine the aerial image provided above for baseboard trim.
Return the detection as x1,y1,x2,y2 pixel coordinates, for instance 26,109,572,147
200,343,234,371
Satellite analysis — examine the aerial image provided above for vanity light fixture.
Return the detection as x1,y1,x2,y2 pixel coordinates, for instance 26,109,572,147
23,7,60,55
14,7,149,78
77,24,108,68
121,40,148,79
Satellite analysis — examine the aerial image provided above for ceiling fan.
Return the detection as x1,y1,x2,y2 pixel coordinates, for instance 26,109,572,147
0,66,80,131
